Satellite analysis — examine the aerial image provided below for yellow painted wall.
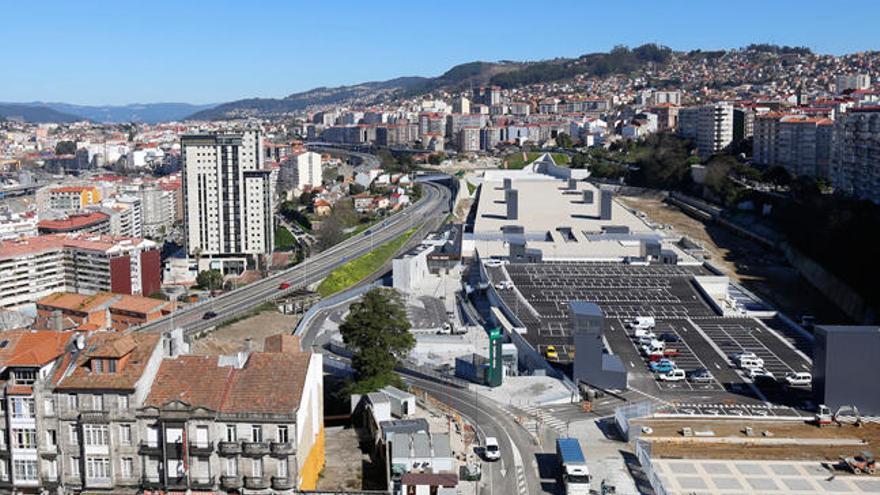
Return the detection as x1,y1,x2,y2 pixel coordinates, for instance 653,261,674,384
298,426,325,490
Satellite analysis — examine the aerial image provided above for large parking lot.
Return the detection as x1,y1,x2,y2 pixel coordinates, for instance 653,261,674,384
486,261,816,410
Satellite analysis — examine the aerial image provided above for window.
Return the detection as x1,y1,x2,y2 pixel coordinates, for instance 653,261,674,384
225,425,237,443
46,459,58,480
251,425,262,443
0,429,5,447
46,429,57,448
195,426,209,448
13,460,37,481
14,369,36,385
225,457,237,476
67,394,78,410
276,425,288,443
277,459,288,478
118,394,129,411
119,425,132,445
251,458,262,477
12,428,37,449
86,457,110,480
70,457,80,477
11,398,34,419
93,359,103,373
44,397,55,416
92,394,103,411
120,458,133,478
83,425,108,446
68,424,78,445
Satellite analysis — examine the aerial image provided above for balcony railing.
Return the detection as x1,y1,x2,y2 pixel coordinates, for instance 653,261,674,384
217,441,242,455
270,442,295,456
220,475,242,490
271,476,294,490
138,441,161,455
191,475,215,489
241,441,270,456
244,476,269,490
188,441,214,454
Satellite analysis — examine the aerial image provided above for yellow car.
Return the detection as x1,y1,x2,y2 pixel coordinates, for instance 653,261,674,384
544,345,559,361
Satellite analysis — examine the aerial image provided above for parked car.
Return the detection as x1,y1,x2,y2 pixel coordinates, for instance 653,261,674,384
544,345,559,361
658,369,686,381
658,332,681,343
746,368,775,380
633,328,656,339
650,359,676,373
730,351,758,362
738,356,765,370
648,349,680,361
483,437,501,461
784,372,812,387
627,316,656,329
202,311,217,320
687,368,714,383
278,282,291,290
637,334,658,345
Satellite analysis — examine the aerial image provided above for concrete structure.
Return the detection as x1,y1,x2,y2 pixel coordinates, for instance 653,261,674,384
570,302,627,390
812,325,880,416
456,127,481,152
0,211,38,240
466,168,668,261
33,291,175,332
181,130,274,266
38,211,110,235
678,103,734,157
0,234,161,308
830,107,880,204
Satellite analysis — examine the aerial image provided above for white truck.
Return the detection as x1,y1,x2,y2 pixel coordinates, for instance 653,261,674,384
556,438,591,495
627,316,656,330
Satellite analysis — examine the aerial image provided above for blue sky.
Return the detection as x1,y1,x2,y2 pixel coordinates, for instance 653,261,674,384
3,0,876,105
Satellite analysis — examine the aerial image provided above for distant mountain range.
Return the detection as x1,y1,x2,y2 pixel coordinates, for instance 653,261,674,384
0,102,217,124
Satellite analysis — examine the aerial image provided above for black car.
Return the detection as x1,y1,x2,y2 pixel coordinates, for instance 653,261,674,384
202,311,218,320
658,332,681,343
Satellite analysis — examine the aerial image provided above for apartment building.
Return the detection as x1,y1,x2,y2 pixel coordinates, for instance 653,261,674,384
0,211,38,240
0,234,161,308
831,107,880,204
34,292,175,332
457,127,481,153
0,330,72,491
836,73,871,93
52,332,165,494
754,113,834,178
678,103,734,157
281,151,322,191
181,131,274,271
38,212,111,235
47,186,102,214
140,334,324,493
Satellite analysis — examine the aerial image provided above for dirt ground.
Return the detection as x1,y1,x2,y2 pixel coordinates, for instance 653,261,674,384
633,418,880,461
619,195,849,323
317,426,377,491
190,310,301,355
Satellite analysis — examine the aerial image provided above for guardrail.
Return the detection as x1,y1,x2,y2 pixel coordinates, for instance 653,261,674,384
293,281,382,338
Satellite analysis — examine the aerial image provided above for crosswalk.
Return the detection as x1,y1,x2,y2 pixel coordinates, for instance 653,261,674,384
512,404,569,435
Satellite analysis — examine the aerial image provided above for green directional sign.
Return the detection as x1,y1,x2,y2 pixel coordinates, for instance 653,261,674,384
487,327,503,387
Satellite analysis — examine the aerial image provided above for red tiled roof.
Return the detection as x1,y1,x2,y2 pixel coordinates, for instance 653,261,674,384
38,212,109,231
146,350,312,414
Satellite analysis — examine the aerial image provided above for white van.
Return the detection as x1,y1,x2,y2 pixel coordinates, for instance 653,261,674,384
637,334,658,346
483,437,501,461
658,369,686,381
784,372,812,386
738,356,765,370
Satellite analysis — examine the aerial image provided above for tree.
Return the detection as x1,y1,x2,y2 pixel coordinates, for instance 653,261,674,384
556,132,574,149
316,200,357,251
339,288,414,393
196,270,223,291
349,183,366,195
298,192,314,207
55,140,76,155
762,166,792,188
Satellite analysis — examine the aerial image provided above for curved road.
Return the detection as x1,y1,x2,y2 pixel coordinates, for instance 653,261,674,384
135,181,449,335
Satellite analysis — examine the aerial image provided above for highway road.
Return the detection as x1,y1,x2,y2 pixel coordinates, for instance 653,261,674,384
135,180,449,336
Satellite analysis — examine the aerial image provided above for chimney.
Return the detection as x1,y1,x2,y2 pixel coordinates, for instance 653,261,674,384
505,189,518,220
599,189,612,220
582,189,594,204
503,178,512,191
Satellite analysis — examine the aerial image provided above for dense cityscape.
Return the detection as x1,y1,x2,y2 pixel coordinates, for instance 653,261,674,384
1,4,880,495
